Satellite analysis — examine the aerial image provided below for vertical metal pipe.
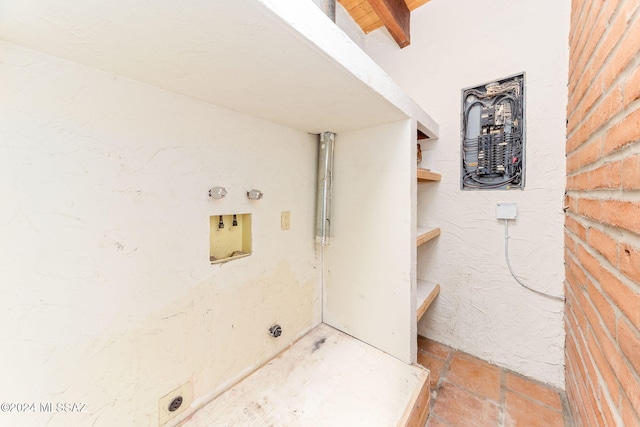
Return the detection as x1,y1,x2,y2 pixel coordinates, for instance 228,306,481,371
316,132,335,246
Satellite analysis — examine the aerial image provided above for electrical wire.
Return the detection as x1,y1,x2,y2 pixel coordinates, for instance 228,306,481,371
503,220,565,301
461,79,524,190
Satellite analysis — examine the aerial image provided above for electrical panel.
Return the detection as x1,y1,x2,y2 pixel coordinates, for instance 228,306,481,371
461,74,525,190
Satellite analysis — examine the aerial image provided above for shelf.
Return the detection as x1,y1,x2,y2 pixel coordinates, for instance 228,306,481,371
417,168,441,182
0,0,439,135
416,281,440,322
416,227,441,247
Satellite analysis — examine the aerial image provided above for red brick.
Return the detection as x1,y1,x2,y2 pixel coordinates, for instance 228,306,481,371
577,198,601,220
575,241,602,279
603,11,640,89
569,170,589,190
570,61,598,114
625,66,640,107
589,161,622,189
621,154,640,189
566,338,588,396
569,291,588,335
571,0,598,67
566,216,587,241
618,319,640,376
578,136,603,168
578,341,607,427
587,226,618,265
599,392,618,427
590,87,624,134
567,123,589,153
566,251,588,288
582,284,607,335
598,1,640,81
592,15,622,68
604,105,640,154
581,75,605,121
601,272,640,330
565,232,577,254
621,394,640,427
570,2,602,94
569,0,588,53
596,323,640,413
619,242,640,283
567,151,581,172
586,326,621,404
600,199,640,235
588,280,617,335
567,196,579,214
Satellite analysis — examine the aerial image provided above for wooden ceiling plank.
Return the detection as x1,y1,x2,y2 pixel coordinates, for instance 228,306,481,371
339,0,432,43
338,0,372,21
367,0,411,47
360,10,386,33
406,0,431,10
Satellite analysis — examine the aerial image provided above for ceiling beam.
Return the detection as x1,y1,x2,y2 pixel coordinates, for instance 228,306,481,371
367,0,410,47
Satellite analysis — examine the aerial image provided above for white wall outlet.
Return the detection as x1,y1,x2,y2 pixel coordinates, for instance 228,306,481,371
496,203,518,220
158,382,192,425
281,211,291,230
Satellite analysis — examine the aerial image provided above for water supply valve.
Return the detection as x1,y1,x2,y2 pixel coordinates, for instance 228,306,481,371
247,189,263,200
209,187,227,199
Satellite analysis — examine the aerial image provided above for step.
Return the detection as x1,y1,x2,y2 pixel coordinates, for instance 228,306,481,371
183,323,430,427
416,281,440,322
416,227,441,247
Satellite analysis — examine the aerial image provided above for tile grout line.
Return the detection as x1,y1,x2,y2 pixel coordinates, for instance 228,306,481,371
504,386,566,414
419,338,574,426
430,348,454,414
499,370,507,427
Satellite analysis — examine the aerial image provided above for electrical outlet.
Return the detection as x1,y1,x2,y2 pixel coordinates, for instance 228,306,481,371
281,211,290,230
158,382,192,425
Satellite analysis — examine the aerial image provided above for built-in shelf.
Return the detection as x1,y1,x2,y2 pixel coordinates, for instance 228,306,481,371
416,281,440,322
417,168,442,182
0,1,438,135
416,227,441,247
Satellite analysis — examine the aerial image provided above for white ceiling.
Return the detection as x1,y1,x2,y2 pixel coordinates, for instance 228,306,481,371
0,0,432,134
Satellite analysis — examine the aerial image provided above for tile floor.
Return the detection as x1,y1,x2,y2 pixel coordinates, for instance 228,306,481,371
417,336,574,427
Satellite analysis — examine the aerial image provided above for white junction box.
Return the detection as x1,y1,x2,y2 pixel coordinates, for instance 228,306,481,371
496,203,518,220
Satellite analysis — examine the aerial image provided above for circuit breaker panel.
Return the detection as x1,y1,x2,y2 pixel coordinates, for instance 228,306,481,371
461,74,525,190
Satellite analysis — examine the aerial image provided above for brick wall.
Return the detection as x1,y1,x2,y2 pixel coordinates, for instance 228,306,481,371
565,0,640,426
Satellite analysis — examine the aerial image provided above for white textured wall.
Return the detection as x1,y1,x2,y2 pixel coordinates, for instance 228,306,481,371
366,0,570,387
0,41,320,426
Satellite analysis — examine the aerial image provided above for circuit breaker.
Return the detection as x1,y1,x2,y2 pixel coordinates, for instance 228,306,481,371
461,74,525,190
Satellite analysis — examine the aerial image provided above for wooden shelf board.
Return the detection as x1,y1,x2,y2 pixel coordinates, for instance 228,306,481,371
416,281,440,322
417,168,441,182
416,227,440,247
0,1,440,135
